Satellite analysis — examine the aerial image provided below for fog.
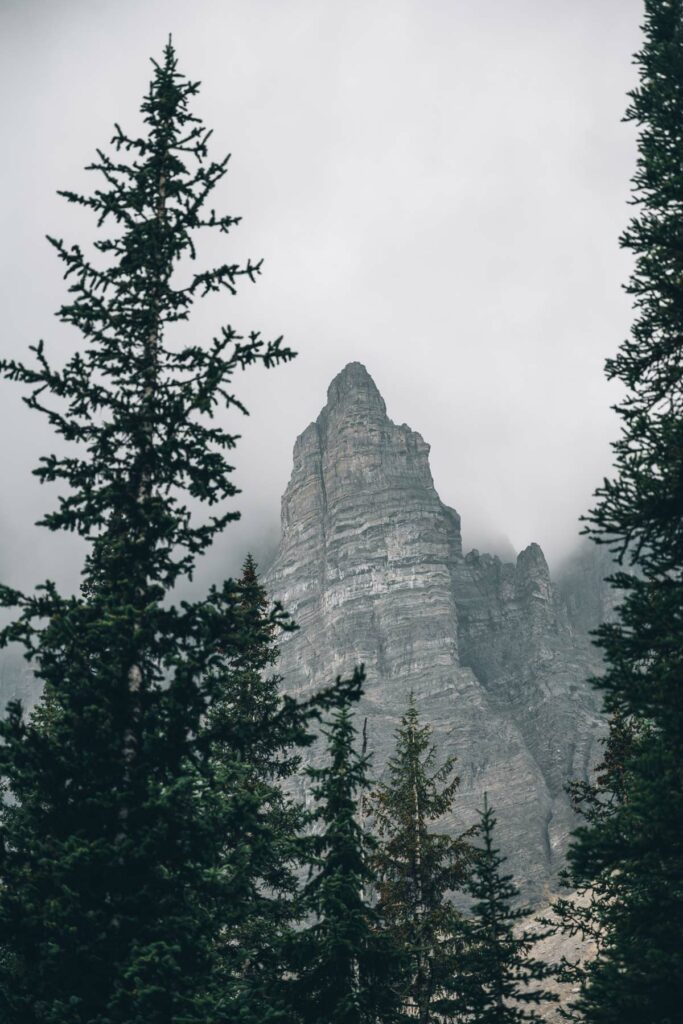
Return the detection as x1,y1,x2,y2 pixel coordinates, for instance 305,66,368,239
0,0,642,595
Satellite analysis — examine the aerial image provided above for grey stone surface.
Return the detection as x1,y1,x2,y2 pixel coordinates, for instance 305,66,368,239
0,646,38,716
266,361,606,903
555,538,621,634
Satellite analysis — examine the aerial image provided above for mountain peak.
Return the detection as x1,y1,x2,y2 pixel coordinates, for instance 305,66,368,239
267,358,604,906
325,361,386,415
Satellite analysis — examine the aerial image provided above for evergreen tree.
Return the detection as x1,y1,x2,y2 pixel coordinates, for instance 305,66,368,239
0,42,356,1023
460,798,556,1024
551,713,650,1021
371,694,474,1023
289,702,404,1024
564,3,683,1019
207,554,311,1024
210,554,300,775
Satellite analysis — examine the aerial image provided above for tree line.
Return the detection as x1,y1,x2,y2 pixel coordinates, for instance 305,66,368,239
0,1,682,1019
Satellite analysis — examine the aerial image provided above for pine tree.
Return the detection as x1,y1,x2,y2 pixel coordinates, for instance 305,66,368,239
371,694,474,1023
460,798,557,1024
210,554,300,774
289,702,404,1024
551,713,650,1021
0,41,356,1023
563,3,683,1020
207,554,311,1024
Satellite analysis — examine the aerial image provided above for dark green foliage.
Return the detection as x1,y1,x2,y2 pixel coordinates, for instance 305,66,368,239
564,732,683,1024
206,555,311,1024
289,701,404,1024
565,712,650,829
563,3,683,1020
552,713,651,1021
209,554,301,776
0,41,361,1024
372,694,474,1022
460,798,557,1024
587,3,683,725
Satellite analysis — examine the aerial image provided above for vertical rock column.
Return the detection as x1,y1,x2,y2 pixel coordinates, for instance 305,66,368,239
266,362,605,902
269,361,464,710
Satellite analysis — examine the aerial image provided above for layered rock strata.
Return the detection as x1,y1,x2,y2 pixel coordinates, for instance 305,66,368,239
266,362,605,901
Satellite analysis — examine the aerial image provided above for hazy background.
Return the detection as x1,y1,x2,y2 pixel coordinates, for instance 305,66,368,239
0,0,643,595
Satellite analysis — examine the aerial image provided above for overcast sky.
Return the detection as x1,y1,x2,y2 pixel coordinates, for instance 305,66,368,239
0,0,643,593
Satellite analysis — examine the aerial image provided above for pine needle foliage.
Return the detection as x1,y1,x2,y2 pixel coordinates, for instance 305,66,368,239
372,694,474,1023
565,3,683,1019
552,714,650,1023
289,701,404,1024
207,554,312,1024
460,798,557,1024
0,40,349,1024
209,554,301,775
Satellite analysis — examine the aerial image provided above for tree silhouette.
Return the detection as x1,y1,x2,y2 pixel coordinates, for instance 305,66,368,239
567,3,683,1018
460,797,557,1024
0,40,310,1023
372,694,474,1022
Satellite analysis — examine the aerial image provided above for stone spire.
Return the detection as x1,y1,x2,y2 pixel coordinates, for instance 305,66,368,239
266,363,605,903
324,361,386,414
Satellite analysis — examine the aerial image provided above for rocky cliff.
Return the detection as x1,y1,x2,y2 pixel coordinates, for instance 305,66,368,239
266,362,606,901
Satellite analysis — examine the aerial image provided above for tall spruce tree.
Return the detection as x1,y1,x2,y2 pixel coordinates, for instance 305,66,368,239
371,694,474,1023
460,798,556,1024
551,713,650,1022
289,701,404,1024
207,554,311,1024
209,554,301,774
0,42,355,1024
563,3,683,1020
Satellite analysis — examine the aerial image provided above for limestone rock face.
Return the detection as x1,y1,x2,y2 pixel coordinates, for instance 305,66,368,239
266,362,605,902
556,539,621,634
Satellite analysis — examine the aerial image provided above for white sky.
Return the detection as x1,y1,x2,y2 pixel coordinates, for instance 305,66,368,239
0,0,643,591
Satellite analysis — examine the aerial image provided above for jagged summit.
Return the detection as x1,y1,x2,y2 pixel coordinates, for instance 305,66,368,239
328,359,375,389
324,361,386,415
266,364,604,902
286,361,441,540
517,541,551,583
